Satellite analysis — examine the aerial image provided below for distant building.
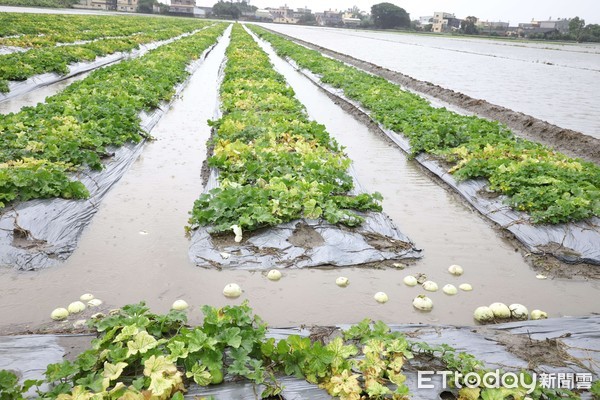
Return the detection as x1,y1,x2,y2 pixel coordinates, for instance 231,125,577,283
273,16,298,23
193,6,211,17
432,11,461,33
116,0,137,12
476,20,509,34
342,17,361,27
538,18,570,34
255,9,274,21
73,0,116,10
269,6,298,23
315,10,342,27
293,7,311,19
517,18,570,36
505,27,519,37
170,0,195,14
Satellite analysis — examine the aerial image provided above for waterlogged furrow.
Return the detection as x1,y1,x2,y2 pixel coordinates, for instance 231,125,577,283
0,24,227,209
189,24,382,233
0,19,214,93
250,26,600,225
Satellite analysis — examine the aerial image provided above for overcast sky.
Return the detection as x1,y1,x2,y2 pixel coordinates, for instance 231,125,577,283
195,0,600,25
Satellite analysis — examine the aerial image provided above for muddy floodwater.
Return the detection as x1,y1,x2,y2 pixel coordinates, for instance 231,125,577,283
0,26,599,333
259,24,600,139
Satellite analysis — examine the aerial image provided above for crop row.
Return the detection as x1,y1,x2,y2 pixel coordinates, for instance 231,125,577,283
189,24,382,234
0,12,201,44
0,24,228,209
249,26,600,225
2,302,569,400
0,21,214,93
0,22,202,49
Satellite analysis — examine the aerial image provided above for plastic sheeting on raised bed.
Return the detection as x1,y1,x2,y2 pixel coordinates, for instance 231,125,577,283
2,316,597,399
0,45,26,55
0,38,222,271
0,27,213,103
279,56,600,266
189,167,422,270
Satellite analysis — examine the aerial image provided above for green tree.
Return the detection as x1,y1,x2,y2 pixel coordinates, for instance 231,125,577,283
297,13,316,25
237,1,257,13
136,0,154,13
569,16,585,41
585,24,600,41
359,15,373,28
212,1,241,19
158,2,169,13
370,2,410,29
460,16,479,35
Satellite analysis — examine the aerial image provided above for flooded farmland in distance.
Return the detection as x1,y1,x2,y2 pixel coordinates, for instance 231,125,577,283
260,24,600,139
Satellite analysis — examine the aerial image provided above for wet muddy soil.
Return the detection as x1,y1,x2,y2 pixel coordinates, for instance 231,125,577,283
261,27,600,165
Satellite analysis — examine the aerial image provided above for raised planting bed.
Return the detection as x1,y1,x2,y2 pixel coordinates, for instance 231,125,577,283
0,13,214,94
188,24,420,269
0,13,198,48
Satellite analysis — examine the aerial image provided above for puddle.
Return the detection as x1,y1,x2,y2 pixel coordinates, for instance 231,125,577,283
0,25,599,334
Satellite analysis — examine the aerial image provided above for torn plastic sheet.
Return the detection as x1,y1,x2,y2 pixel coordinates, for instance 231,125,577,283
2,316,597,399
189,169,421,270
0,40,221,271
0,26,212,103
283,58,600,266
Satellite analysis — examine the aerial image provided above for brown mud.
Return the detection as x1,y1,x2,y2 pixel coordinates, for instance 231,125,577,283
287,222,325,248
492,331,572,370
262,28,600,165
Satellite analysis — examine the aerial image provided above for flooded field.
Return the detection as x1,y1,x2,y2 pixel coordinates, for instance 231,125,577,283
260,24,600,138
1,27,599,333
